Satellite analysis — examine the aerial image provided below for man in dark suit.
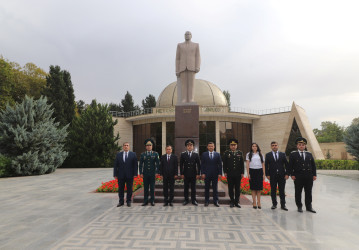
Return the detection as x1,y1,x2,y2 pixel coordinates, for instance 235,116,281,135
265,141,289,211
201,142,223,207
113,142,138,207
160,145,178,206
289,137,317,213
139,139,160,206
180,139,201,206
223,139,244,208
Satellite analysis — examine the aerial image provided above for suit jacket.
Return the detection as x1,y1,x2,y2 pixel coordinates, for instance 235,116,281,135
289,151,317,177
265,151,289,178
139,151,160,176
176,41,201,74
201,151,223,178
113,151,138,179
160,154,178,178
222,149,244,177
180,151,201,178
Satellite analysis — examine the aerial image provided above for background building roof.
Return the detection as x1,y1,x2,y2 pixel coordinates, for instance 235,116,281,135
156,79,228,107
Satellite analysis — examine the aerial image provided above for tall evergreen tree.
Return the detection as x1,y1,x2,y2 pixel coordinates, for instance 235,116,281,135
64,100,120,168
121,91,138,112
0,96,68,176
344,118,359,161
223,90,231,110
141,94,156,109
42,65,75,127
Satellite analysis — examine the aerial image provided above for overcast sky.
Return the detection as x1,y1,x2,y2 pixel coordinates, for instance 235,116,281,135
1,0,358,129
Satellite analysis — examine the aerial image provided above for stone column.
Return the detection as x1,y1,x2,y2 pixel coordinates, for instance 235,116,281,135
174,105,199,158
215,120,220,153
162,121,166,155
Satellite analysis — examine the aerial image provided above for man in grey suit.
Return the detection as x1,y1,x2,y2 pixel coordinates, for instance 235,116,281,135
176,31,201,103
113,142,138,207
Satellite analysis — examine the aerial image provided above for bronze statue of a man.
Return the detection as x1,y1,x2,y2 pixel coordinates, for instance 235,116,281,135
175,31,201,104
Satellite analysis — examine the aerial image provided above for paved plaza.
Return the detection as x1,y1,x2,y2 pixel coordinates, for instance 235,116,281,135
0,169,359,250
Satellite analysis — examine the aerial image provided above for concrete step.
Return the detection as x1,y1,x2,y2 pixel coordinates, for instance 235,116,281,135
153,188,226,197
133,196,231,205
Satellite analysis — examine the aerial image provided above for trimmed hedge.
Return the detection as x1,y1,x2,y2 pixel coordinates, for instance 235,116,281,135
315,160,359,170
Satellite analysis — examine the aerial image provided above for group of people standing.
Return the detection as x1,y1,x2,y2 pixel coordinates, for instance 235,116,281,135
113,137,317,213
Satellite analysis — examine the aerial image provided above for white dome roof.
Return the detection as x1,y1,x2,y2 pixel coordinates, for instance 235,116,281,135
156,79,228,107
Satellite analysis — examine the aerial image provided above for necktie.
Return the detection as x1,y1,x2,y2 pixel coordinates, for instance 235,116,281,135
300,151,304,160
125,152,128,161
210,152,213,159
188,152,191,158
167,155,170,163
274,152,277,161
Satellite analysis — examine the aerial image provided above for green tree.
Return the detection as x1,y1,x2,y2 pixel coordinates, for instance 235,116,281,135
76,100,86,116
0,57,47,110
0,96,68,176
121,91,140,112
64,100,120,168
42,65,75,127
0,57,15,110
141,94,156,109
108,102,123,112
344,118,359,161
313,121,345,143
223,90,231,110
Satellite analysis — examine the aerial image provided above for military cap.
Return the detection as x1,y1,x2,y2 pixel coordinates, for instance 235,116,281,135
185,139,195,146
228,138,238,145
295,137,307,144
144,139,155,146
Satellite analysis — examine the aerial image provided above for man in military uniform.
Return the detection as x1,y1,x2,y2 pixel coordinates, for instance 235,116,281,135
289,137,317,213
180,139,201,206
223,139,244,208
139,139,160,206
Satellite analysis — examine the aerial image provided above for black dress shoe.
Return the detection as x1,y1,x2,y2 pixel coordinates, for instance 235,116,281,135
204,202,209,207
214,202,220,207
183,200,189,206
253,206,257,209
192,201,198,206
163,202,168,206
151,201,155,206
169,202,173,206
271,205,277,209
281,206,288,211
298,207,303,212
127,202,131,207
258,206,261,209
306,207,316,213
142,202,148,206
234,203,241,208
117,203,124,207
230,202,234,208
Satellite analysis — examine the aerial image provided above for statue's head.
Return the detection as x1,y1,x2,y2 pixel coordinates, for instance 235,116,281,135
184,31,192,41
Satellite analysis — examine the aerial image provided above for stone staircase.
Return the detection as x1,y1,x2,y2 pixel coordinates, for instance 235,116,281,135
133,182,231,205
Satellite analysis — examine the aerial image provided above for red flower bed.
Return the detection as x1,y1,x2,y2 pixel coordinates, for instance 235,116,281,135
96,175,143,192
219,176,276,195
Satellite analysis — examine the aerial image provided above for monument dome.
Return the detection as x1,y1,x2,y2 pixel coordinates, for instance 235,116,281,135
156,79,228,107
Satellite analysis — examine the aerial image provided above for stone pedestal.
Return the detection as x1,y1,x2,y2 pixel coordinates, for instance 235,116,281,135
175,105,199,158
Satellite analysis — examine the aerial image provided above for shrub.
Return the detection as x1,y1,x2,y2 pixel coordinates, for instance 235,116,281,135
0,96,68,176
315,160,359,170
0,154,11,177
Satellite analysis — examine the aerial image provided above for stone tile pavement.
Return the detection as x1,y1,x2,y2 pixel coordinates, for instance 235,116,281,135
1,168,359,249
